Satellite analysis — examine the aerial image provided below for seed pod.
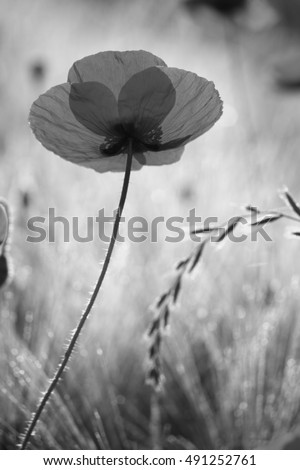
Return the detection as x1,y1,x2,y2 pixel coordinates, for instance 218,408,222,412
0,200,11,289
0,254,9,288
0,203,9,253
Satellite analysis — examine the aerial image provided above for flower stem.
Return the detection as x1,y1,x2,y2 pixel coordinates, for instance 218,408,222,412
20,140,134,449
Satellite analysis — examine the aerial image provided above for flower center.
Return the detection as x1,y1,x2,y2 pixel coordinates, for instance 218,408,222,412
100,123,163,156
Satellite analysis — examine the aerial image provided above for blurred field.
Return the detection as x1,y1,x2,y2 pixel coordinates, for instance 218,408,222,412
1,0,300,450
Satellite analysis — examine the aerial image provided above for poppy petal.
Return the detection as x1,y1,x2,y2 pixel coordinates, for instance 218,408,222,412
118,67,176,139
145,136,190,152
68,50,167,98
69,82,120,138
135,147,185,167
29,83,141,173
158,67,223,146
83,155,143,173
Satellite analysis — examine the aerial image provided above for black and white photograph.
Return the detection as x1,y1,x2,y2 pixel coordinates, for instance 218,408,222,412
1,0,300,462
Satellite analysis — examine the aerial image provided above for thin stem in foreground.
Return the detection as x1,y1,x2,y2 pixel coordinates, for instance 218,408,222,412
20,140,134,449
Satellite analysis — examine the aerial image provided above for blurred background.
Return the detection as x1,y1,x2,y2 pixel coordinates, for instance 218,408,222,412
1,0,300,450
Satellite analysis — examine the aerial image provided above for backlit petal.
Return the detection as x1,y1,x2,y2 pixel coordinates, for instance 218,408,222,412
135,147,185,167
118,67,176,138
158,67,223,146
29,83,141,173
68,50,167,98
69,82,120,137
81,155,143,173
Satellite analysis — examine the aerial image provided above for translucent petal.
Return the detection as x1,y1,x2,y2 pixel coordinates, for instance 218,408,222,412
29,83,142,173
82,155,143,173
69,82,120,137
68,50,167,98
135,146,185,166
118,67,176,137
158,67,223,145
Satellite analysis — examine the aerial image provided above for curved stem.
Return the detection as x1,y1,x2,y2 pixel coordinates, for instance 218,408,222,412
21,140,134,449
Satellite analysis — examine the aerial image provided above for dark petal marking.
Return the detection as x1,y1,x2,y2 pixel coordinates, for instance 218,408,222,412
136,132,190,152
100,137,128,156
141,125,163,147
155,135,191,151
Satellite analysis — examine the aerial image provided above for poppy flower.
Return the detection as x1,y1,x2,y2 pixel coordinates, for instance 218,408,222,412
22,51,223,450
29,50,222,173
